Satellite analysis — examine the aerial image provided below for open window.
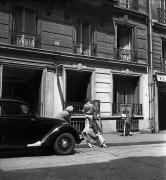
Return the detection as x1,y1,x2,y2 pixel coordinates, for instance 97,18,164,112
116,23,136,61
162,40,166,72
113,75,142,115
118,0,137,10
158,0,166,23
161,0,166,10
74,19,96,56
13,6,38,48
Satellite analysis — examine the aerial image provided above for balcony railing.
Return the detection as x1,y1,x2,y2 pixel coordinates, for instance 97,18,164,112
157,8,166,24
114,48,137,62
115,0,138,10
64,102,141,132
112,103,142,116
160,57,166,73
116,118,139,132
11,31,41,48
73,41,97,56
65,102,142,116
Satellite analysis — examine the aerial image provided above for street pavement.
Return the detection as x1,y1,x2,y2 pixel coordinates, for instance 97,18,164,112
0,132,166,180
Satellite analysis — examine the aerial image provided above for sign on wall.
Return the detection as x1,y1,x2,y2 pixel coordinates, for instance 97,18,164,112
156,74,166,82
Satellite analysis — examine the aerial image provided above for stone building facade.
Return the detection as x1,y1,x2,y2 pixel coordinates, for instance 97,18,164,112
0,0,150,133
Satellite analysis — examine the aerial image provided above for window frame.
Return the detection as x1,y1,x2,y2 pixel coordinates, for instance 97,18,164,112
73,17,95,55
161,0,166,10
13,5,37,35
115,22,136,51
113,74,140,105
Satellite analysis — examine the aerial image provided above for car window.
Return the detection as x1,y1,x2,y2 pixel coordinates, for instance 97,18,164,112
2,102,22,116
0,104,2,116
20,104,31,115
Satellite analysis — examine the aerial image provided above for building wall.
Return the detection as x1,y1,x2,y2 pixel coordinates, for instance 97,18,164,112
40,9,73,53
0,0,150,132
0,2,148,64
95,68,112,117
139,74,150,130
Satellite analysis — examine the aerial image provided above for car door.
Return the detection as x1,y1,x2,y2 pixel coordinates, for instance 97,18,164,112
0,101,41,147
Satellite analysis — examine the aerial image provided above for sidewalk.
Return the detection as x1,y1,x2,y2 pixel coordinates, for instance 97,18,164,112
77,131,166,148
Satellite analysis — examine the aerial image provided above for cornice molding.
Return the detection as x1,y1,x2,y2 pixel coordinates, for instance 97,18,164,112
0,43,148,72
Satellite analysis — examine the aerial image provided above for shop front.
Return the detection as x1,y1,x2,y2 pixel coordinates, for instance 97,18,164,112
155,73,166,131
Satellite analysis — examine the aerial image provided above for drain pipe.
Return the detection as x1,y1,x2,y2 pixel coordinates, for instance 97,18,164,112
148,0,154,132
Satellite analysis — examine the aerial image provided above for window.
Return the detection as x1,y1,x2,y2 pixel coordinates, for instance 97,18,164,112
118,0,137,10
14,6,37,47
20,104,31,115
113,75,142,115
158,0,166,23
113,75,139,105
2,102,22,116
162,40,166,72
117,24,132,61
115,23,136,62
161,0,166,10
119,0,130,8
74,20,94,56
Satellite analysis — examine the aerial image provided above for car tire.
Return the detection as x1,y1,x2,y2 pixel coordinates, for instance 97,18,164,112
53,133,75,155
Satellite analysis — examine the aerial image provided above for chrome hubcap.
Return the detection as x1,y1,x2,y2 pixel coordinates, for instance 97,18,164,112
61,139,69,148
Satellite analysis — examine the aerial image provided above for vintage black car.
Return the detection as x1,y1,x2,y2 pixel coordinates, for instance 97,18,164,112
0,98,82,155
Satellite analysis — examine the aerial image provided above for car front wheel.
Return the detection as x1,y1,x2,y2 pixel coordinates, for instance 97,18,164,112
53,133,75,155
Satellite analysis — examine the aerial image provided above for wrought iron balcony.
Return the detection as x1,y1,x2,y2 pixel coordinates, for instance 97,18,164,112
73,41,97,56
11,31,41,48
115,0,138,10
160,57,166,73
157,8,166,24
116,118,139,132
114,48,137,62
112,103,142,116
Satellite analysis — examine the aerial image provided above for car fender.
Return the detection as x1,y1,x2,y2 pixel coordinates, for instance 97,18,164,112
40,124,80,147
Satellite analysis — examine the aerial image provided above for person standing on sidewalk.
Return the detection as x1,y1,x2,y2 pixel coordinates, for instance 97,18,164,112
121,111,134,136
82,99,108,148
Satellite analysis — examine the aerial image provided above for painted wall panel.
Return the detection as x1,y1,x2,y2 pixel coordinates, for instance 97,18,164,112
96,74,111,83
100,102,111,113
95,69,111,117
0,11,9,41
41,34,72,48
41,44,72,53
41,21,72,36
96,84,111,93
95,92,111,102
0,12,9,24
137,39,147,50
0,38,8,44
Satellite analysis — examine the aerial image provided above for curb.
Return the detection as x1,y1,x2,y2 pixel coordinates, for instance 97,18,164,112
76,140,166,148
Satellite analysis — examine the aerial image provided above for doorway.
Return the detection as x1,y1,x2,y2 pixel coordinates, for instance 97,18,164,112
2,66,42,114
66,70,92,102
158,89,166,130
